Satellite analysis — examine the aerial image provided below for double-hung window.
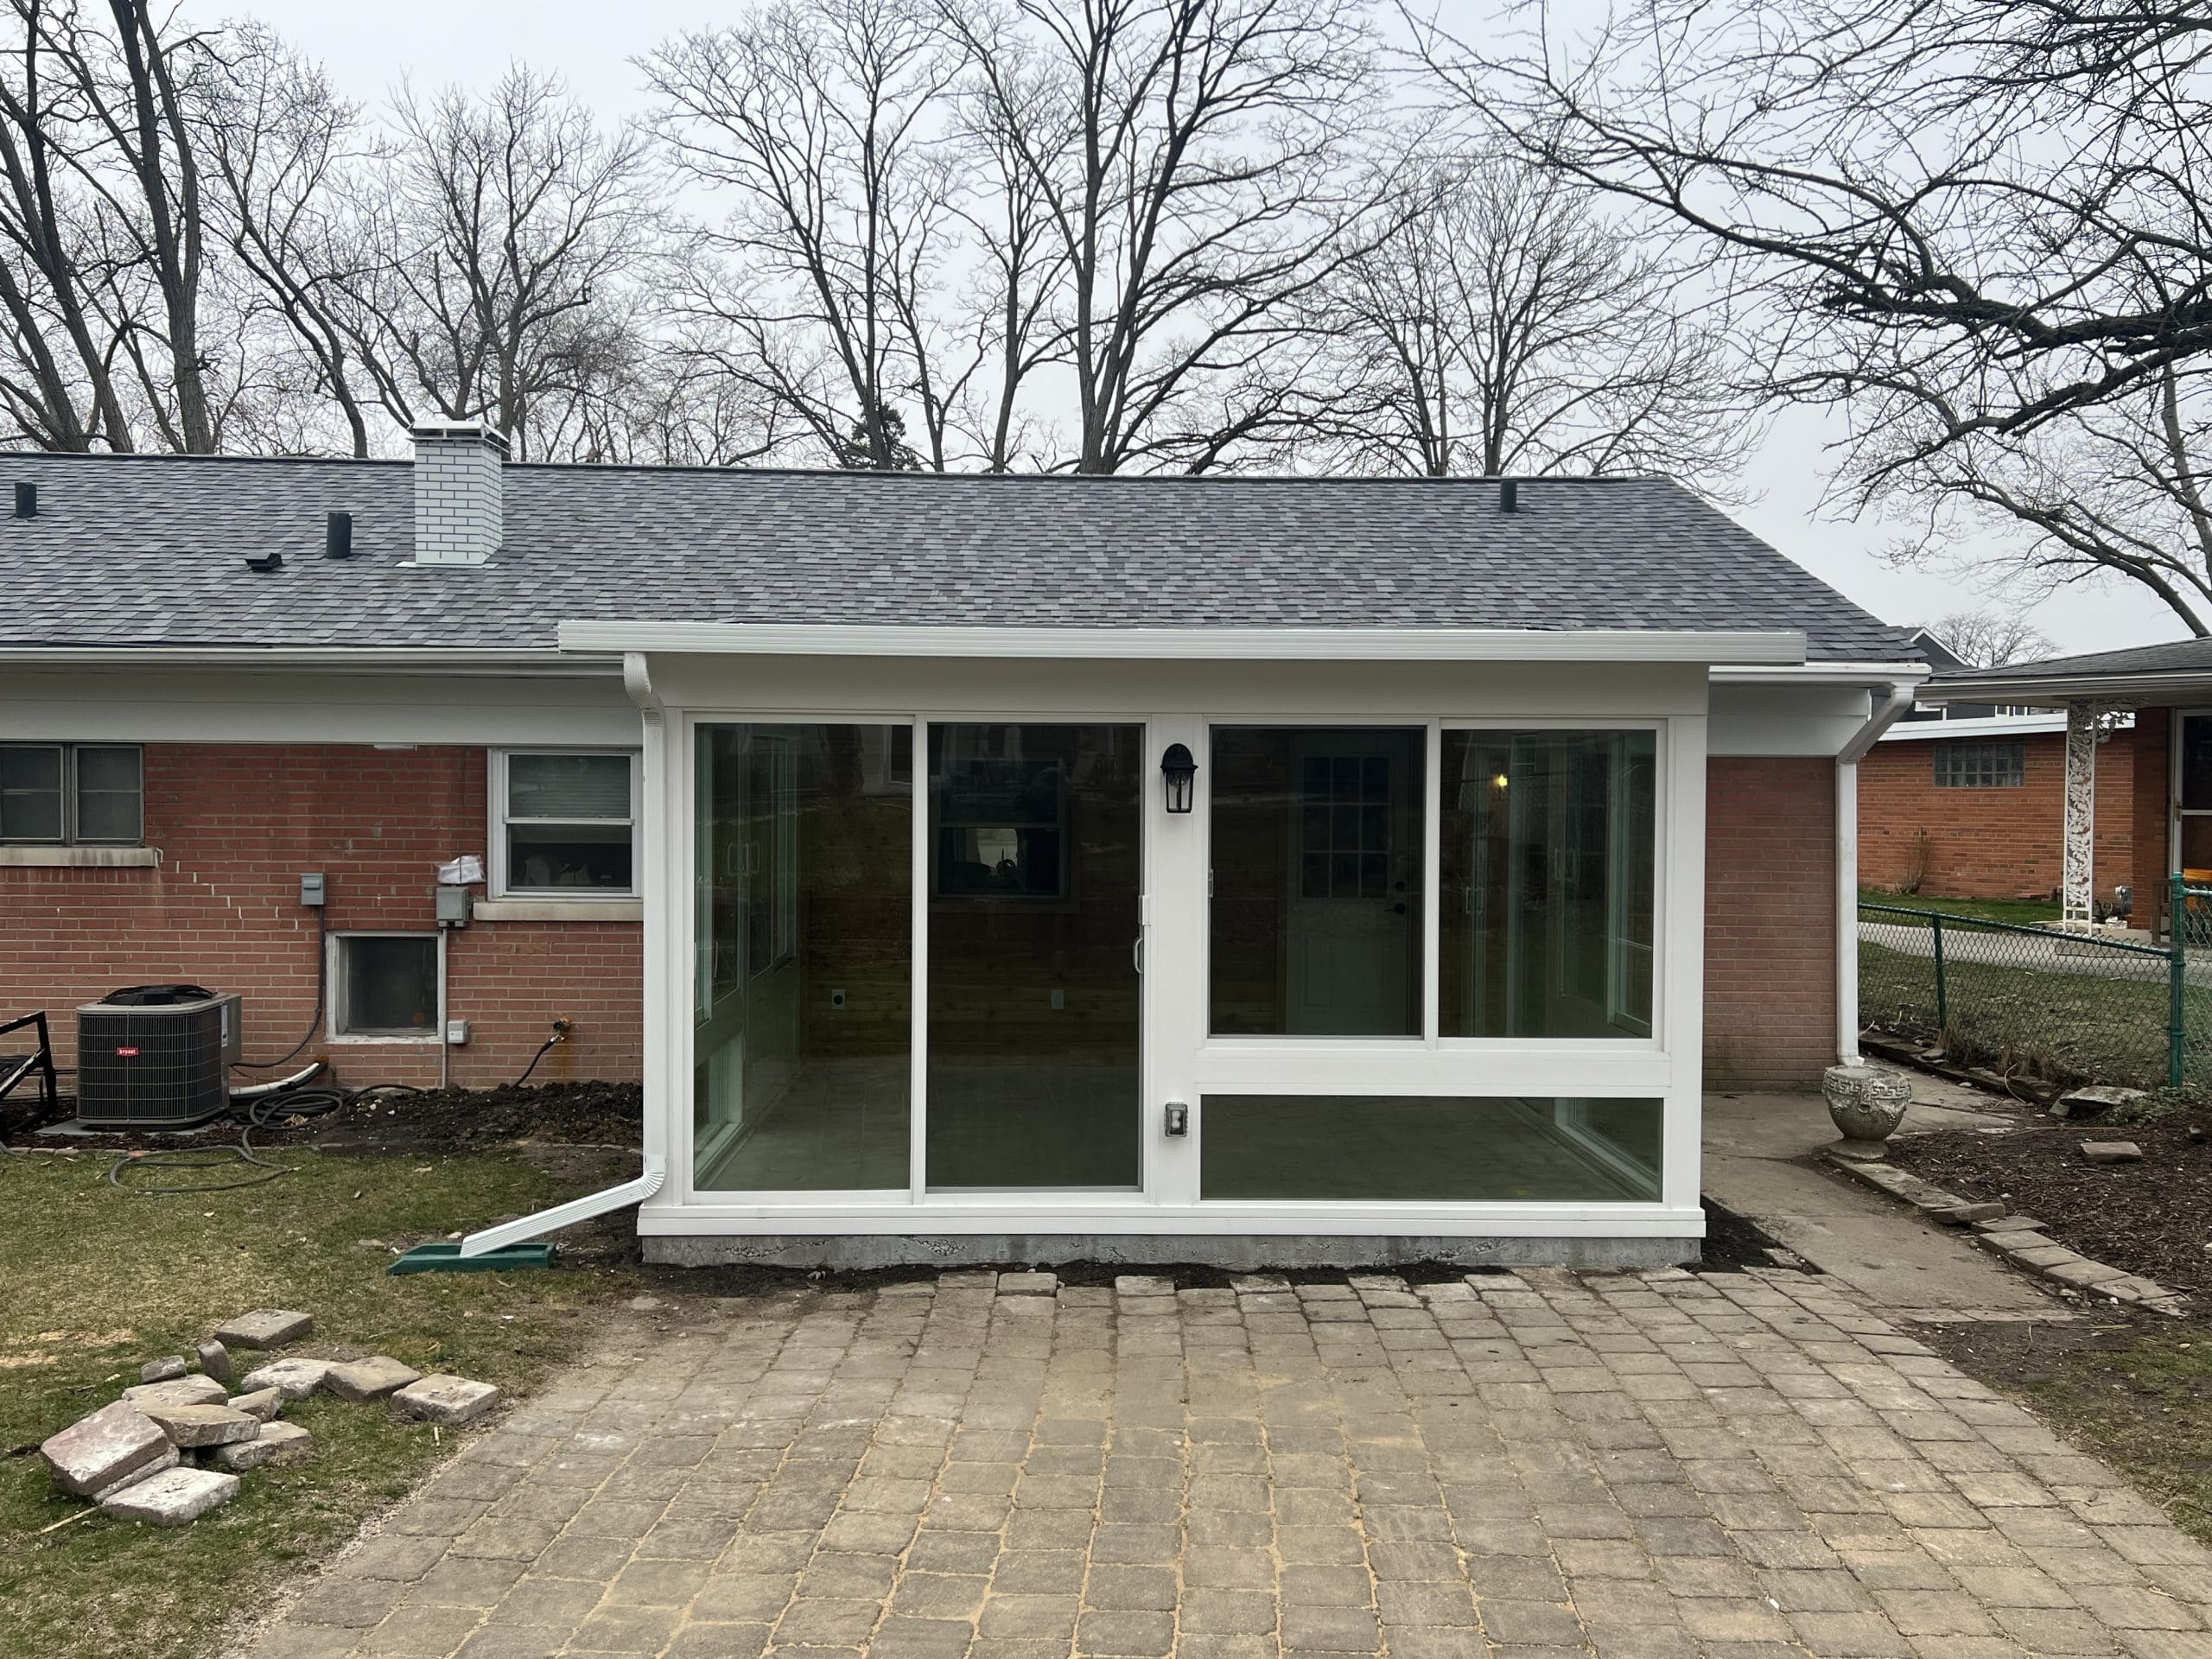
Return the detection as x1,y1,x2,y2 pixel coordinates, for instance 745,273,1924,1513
0,744,143,843
493,750,639,896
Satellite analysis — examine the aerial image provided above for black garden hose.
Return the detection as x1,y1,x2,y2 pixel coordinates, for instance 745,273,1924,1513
106,1078,421,1195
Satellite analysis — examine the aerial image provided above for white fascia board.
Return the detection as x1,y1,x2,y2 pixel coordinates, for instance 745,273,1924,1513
557,621,1807,664
1882,713,2071,741
1709,661,1930,686
1917,672,2212,706
0,645,615,677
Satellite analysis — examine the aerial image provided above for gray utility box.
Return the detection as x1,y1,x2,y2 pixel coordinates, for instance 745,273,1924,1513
74,986,242,1128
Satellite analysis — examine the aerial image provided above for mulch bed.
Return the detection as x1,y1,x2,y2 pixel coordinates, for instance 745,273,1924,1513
1,1078,642,1155
1886,1109,2212,1296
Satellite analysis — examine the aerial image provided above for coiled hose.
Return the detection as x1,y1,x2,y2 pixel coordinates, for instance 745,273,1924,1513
106,1065,421,1195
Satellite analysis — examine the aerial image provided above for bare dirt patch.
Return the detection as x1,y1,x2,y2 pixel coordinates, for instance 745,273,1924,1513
1886,1108,2212,1295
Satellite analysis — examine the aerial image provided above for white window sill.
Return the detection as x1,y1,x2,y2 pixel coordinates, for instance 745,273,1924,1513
327,1032,442,1045
0,845,159,868
473,897,643,923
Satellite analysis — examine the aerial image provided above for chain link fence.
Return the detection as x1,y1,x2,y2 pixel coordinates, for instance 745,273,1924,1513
1859,878,2212,1093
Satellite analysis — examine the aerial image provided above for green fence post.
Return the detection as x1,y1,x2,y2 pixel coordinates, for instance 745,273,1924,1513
2172,872,2189,1090
1932,912,1947,1033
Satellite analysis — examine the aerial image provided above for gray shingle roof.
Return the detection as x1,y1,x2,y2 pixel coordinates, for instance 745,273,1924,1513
0,454,1910,660
1935,637,2212,684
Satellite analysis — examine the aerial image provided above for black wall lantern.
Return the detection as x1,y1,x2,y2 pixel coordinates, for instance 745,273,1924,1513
1160,742,1197,813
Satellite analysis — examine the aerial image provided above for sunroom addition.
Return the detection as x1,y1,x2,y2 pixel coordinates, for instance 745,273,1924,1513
563,623,1789,1269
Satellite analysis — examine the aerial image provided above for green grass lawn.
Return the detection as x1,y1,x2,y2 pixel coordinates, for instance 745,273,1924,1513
1859,937,2212,1091
1859,887,2063,927
1929,1319,2212,1549
0,1141,635,1659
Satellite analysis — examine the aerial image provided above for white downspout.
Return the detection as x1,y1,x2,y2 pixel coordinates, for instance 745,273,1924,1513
461,652,669,1257
1834,682,1918,1065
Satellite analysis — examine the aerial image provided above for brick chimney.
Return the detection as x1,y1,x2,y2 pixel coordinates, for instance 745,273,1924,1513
410,423,508,566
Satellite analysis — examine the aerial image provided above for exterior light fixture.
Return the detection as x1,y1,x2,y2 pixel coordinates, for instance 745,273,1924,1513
1160,742,1197,813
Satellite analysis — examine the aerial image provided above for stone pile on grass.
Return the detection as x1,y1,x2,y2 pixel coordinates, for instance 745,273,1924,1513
36,1306,501,1528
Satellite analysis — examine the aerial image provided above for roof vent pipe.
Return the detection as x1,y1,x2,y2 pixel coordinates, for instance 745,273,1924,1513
410,422,507,567
14,481,35,518
325,511,353,558
1499,479,1518,514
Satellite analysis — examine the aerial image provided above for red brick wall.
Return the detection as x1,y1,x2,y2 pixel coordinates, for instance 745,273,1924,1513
0,744,641,1090
1705,757,1836,1088
1858,729,2134,903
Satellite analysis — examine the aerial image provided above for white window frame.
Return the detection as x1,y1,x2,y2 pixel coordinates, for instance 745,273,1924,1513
327,930,446,1043
0,742,143,845
489,748,642,899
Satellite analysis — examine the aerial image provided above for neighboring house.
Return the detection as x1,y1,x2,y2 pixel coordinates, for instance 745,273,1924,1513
1920,641,2212,934
1859,712,2137,905
0,429,1923,1268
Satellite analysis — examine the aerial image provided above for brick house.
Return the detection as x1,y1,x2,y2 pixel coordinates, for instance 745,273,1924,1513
1858,714,2141,907
1920,642,2212,937
0,430,1924,1267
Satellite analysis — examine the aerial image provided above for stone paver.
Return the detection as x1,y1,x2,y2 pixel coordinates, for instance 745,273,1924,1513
241,1266,2212,1658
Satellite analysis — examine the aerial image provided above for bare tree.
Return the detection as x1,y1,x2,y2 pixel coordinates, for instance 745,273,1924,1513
347,68,658,461
645,0,974,470
0,0,225,450
1304,153,1747,486
1923,609,2055,671
1409,0,2212,628
938,0,1401,474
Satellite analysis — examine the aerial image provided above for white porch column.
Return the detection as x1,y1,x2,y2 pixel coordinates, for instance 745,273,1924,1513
2063,702,2119,931
1836,683,1918,1062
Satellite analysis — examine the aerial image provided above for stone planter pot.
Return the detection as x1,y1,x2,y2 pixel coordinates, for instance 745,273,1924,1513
1823,1064,1913,1160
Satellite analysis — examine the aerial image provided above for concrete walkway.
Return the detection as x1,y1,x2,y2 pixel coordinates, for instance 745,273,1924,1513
239,1266,2212,1659
1701,1086,2063,1322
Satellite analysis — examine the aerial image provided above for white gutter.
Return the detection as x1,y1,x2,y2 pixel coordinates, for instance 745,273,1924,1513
0,646,616,675
459,651,670,1257
1710,661,1929,686
1834,681,1920,1063
558,620,1808,664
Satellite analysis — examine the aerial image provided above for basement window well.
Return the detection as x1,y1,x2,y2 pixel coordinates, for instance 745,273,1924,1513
330,933,441,1039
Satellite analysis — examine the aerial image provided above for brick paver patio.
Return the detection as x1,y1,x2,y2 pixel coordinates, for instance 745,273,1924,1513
244,1267,2212,1659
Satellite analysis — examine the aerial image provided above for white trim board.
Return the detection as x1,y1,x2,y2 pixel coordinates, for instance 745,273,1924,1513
560,621,1808,664
1882,713,2073,741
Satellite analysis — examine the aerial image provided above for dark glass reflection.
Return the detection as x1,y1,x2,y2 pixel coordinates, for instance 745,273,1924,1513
693,724,912,1191
1209,727,1424,1035
1201,1096,1662,1201
1440,730,1655,1039
927,723,1141,1188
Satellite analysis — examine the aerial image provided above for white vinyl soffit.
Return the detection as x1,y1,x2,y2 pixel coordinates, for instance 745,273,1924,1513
555,623,1808,664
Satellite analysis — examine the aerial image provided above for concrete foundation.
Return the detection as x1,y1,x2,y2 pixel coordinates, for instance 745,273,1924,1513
641,1232,1702,1271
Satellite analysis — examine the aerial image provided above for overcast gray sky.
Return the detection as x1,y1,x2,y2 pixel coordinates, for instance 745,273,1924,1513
228,0,2187,659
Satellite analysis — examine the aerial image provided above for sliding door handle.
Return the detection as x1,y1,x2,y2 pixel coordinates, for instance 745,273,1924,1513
1133,932,1144,975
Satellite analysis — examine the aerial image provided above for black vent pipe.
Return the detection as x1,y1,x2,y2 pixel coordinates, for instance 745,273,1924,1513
1499,479,1518,514
325,511,353,558
14,481,35,518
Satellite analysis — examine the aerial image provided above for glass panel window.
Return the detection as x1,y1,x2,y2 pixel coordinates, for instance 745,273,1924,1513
694,724,912,1192
73,746,143,842
1440,730,1656,1039
502,752,635,892
1200,1095,1662,1202
927,723,1141,1188
1932,741,2025,789
1209,727,1424,1036
0,745,64,841
335,935,439,1036
2184,715,2212,811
